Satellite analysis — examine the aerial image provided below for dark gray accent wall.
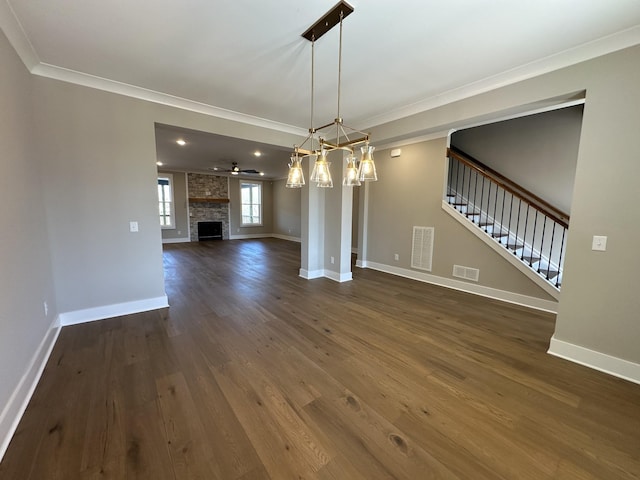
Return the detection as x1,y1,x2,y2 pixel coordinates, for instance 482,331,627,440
451,105,583,214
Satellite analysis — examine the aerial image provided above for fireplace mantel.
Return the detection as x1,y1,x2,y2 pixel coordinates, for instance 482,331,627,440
188,197,230,203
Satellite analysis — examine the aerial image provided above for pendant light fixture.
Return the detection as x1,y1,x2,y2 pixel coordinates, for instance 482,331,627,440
286,1,378,189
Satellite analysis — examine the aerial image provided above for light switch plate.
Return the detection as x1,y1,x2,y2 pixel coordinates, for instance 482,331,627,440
592,235,607,251
130,221,139,233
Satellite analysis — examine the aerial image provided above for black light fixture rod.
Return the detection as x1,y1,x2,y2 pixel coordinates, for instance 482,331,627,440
301,0,354,42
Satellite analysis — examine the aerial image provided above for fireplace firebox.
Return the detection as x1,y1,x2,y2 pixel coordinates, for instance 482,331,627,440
197,221,223,241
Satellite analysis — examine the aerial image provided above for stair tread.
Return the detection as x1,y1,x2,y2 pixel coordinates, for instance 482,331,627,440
491,232,508,238
521,255,542,263
538,268,560,280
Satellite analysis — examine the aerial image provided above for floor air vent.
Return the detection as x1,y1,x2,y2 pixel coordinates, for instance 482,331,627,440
453,265,480,282
411,226,434,271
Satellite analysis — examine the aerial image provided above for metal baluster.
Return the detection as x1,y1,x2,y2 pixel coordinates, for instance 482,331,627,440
447,156,454,198
507,193,514,246
467,166,474,214
479,174,487,231
454,157,461,204
547,223,557,281
499,188,507,245
530,210,539,267
537,215,547,273
520,204,530,260
514,198,522,254
492,180,500,234
473,168,479,214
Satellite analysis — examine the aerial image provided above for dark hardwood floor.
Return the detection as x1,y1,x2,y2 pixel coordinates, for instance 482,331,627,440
1,238,639,479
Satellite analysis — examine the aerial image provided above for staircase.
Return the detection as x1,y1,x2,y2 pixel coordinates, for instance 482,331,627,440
445,147,569,290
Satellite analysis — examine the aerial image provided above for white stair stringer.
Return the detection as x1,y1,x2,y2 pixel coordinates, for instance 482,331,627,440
442,200,561,301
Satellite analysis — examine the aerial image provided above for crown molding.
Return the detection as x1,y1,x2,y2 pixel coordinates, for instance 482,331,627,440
0,0,39,69
359,25,640,130
3,0,639,136
30,63,308,136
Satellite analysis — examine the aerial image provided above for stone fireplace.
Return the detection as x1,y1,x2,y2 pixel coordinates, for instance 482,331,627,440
187,173,230,241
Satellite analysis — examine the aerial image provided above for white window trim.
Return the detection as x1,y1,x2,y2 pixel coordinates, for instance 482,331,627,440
158,173,175,230
240,180,263,227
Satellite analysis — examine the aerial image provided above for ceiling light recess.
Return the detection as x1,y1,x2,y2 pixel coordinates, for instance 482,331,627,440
286,0,377,189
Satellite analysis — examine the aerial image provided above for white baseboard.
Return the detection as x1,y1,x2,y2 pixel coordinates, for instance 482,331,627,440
59,295,169,326
229,233,272,240
548,336,640,385
271,234,301,243
299,268,324,280
0,316,61,462
355,259,368,268
324,270,353,283
162,237,191,244
365,261,558,313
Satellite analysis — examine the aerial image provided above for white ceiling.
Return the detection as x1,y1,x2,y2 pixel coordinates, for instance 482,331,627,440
3,0,640,178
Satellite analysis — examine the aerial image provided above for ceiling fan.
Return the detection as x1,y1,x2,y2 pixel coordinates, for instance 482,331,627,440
209,162,262,176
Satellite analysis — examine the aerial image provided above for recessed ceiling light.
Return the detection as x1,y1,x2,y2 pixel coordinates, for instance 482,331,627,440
254,151,262,157
176,139,186,146
259,172,265,176
156,161,163,166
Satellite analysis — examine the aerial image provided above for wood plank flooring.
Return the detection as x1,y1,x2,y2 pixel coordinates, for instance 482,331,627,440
1,238,639,479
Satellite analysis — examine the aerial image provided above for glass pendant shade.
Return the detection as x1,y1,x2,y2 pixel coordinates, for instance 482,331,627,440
343,154,361,186
286,155,305,188
358,144,378,182
311,149,333,187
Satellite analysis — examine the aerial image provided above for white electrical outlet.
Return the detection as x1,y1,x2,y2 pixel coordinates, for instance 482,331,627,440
129,221,139,232
394,253,399,261
43,301,48,316
330,256,335,264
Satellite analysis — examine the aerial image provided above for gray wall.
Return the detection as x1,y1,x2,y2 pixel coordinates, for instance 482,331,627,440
368,45,640,365
451,105,583,214
159,170,189,241
365,139,555,300
0,29,57,439
273,178,302,238
34,79,167,313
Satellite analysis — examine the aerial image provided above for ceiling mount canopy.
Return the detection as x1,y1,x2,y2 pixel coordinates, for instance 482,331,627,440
301,1,354,42
287,0,378,189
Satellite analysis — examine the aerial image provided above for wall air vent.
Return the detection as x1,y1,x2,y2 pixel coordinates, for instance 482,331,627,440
453,264,480,282
411,226,434,271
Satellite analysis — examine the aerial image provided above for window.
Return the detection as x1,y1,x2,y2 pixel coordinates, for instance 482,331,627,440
241,181,262,226
158,174,174,229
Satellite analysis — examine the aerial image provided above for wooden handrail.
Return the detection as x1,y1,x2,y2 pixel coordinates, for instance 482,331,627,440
447,146,570,228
